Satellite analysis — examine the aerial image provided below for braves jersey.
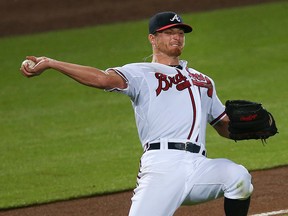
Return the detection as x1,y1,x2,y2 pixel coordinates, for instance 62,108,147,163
108,60,225,148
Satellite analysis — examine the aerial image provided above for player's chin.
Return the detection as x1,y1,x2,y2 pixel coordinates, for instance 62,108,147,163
169,48,182,57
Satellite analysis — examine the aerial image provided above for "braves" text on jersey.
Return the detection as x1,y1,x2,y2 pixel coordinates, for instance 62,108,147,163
188,72,213,98
155,71,191,96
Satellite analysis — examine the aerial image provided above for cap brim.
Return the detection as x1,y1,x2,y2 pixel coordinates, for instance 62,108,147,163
156,23,193,33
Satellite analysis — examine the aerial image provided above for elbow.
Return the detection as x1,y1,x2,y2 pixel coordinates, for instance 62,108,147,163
77,73,111,89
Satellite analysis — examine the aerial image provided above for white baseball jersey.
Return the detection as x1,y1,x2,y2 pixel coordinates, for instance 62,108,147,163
107,60,253,216
108,60,225,148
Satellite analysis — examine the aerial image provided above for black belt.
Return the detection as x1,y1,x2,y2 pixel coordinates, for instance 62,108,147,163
145,142,206,156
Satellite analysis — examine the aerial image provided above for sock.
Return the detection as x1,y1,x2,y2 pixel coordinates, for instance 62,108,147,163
224,197,251,216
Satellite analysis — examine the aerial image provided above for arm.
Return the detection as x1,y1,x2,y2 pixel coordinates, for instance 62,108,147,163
20,56,127,90
213,115,230,139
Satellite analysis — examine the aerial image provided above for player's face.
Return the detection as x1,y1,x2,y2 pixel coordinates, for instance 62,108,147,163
153,28,185,57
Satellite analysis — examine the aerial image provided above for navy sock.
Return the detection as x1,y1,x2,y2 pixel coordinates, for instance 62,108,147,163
224,197,251,216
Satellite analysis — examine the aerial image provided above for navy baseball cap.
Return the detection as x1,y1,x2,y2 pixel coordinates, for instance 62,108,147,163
149,11,193,34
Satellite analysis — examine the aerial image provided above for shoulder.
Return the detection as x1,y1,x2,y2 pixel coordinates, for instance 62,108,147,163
123,62,171,71
122,62,154,69
112,62,154,74
115,62,177,76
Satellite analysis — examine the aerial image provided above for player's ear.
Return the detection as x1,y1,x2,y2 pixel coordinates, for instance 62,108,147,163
148,34,155,46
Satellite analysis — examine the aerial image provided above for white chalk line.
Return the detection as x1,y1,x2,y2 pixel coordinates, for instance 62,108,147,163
250,209,288,216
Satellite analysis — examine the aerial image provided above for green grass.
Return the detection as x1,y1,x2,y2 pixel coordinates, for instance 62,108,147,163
0,1,287,209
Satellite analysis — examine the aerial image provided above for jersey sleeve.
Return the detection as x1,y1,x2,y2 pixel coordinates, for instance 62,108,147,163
105,64,144,101
207,79,226,126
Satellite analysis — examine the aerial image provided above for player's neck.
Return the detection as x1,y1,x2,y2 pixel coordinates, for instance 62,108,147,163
151,53,180,66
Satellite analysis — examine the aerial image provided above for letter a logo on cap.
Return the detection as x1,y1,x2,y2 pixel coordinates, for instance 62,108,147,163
170,14,181,22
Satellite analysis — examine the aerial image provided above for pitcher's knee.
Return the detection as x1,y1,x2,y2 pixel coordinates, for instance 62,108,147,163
225,165,253,200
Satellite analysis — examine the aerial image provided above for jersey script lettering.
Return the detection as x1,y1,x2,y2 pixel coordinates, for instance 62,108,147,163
189,72,213,98
155,71,191,96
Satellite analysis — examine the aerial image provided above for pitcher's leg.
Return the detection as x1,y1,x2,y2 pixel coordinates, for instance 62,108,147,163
129,152,188,216
129,182,183,216
185,158,253,214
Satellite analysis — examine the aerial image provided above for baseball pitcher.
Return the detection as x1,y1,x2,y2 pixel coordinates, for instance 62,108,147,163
20,11,277,216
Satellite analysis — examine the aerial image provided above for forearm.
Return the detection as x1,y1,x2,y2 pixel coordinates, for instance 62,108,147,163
213,115,230,139
20,56,126,90
49,59,109,89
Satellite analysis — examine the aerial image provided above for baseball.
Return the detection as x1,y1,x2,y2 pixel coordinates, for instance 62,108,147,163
22,59,36,69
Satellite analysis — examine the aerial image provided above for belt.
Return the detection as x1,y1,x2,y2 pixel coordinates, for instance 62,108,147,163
145,142,206,156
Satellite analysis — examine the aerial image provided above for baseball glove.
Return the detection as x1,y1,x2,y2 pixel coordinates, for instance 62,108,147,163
225,100,278,142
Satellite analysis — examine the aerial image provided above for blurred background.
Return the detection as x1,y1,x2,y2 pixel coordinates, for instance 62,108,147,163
0,0,283,37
